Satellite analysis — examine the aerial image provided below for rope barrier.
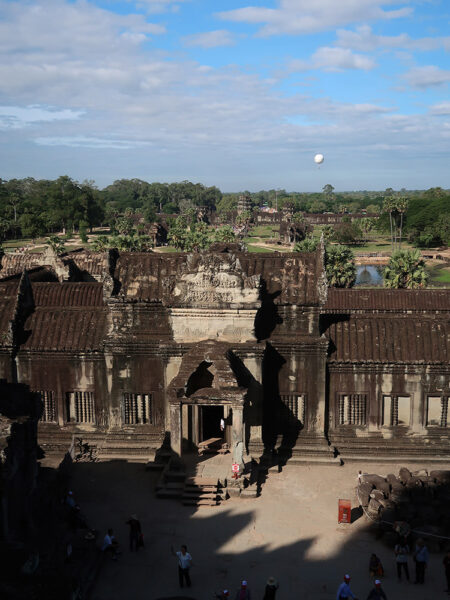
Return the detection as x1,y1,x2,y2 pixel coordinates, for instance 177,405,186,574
356,488,450,541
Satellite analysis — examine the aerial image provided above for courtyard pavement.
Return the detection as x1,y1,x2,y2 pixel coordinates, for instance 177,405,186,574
70,459,450,600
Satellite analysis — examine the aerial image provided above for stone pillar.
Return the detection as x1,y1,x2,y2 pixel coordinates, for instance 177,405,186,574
231,405,244,470
170,402,182,456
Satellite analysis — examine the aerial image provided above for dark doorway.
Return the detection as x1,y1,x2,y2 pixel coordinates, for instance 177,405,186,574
200,406,223,441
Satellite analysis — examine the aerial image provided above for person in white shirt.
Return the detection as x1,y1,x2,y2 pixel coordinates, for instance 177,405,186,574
171,544,193,587
336,574,358,600
102,528,119,559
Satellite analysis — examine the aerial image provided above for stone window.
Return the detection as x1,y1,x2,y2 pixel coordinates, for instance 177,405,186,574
382,395,411,426
122,393,153,425
281,394,306,424
36,390,56,422
426,396,448,427
66,391,95,424
338,394,367,425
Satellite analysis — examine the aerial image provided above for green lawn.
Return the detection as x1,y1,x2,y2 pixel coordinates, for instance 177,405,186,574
427,264,450,287
249,225,279,238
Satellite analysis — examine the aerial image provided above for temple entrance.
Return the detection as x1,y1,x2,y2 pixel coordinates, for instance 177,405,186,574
200,405,224,442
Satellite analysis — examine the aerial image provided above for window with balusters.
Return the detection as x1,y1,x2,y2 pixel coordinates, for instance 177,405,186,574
426,396,448,427
280,394,306,424
66,391,96,424
382,395,411,426
36,390,56,422
122,393,153,425
338,394,367,426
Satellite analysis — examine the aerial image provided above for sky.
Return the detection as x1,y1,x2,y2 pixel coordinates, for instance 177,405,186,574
0,0,449,192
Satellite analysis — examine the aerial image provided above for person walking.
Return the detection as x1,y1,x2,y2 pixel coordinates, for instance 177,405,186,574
394,539,410,581
336,574,358,600
126,514,142,552
443,550,450,593
414,538,429,584
235,580,250,600
171,544,192,588
263,576,278,600
366,580,387,600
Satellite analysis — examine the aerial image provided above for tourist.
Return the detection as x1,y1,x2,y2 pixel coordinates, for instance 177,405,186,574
126,514,142,552
235,580,250,600
369,554,383,578
171,544,192,588
366,580,387,600
66,490,76,509
215,590,230,600
414,538,429,584
101,528,119,559
443,550,450,593
394,538,410,581
336,574,358,600
263,576,278,600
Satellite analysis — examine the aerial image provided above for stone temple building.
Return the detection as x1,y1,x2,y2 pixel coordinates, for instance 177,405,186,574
0,245,448,465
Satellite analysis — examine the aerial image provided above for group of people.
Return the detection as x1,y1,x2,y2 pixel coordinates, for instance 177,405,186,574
101,515,143,559
171,544,279,600
336,541,450,599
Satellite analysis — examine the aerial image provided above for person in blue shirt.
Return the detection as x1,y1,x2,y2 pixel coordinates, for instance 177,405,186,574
414,539,429,584
337,574,358,600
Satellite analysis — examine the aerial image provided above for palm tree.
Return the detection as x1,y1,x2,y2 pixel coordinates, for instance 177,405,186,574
383,249,428,289
46,235,65,255
396,196,408,248
294,235,318,252
325,245,356,288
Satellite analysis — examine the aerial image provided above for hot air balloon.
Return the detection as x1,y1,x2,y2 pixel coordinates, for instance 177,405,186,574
314,153,324,165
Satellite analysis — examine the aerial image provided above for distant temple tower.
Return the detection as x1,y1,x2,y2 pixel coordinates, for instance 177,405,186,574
237,194,252,214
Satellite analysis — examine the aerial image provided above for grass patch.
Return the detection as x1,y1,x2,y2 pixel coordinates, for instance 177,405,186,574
426,264,450,287
249,225,279,238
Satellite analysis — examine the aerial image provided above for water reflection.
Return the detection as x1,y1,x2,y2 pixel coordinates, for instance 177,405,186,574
355,265,384,286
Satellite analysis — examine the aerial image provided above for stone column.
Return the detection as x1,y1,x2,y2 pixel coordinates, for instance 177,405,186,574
231,405,244,470
170,402,182,456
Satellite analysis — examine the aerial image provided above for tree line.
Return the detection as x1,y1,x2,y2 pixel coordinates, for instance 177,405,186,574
0,177,448,249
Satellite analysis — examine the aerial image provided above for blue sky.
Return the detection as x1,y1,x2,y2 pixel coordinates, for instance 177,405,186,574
0,0,449,191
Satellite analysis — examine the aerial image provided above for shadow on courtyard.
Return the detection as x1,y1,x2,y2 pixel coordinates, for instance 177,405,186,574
66,460,450,600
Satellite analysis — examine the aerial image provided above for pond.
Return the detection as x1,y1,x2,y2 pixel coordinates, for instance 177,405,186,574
355,264,384,286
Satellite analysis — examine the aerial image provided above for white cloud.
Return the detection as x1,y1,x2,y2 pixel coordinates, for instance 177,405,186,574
34,136,152,149
429,102,450,116
182,29,236,48
313,47,376,71
217,0,413,36
0,105,83,129
0,0,448,190
404,66,450,89
336,25,450,52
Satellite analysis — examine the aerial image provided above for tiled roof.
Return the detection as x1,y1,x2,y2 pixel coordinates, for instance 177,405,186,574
22,309,106,352
326,316,449,363
114,253,183,301
0,253,45,279
0,281,19,347
64,251,108,277
32,282,104,307
324,289,450,312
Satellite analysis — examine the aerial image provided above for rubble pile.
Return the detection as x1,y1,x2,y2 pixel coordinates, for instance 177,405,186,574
357,468,450,552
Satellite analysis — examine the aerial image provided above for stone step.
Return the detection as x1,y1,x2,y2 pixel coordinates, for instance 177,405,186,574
156,488,184,499
184,484,219,492
182,492,222,501
181,499,219,506
185,477,219,486
156,481,185,491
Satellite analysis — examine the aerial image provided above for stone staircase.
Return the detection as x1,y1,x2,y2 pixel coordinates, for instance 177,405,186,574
181,477,226,506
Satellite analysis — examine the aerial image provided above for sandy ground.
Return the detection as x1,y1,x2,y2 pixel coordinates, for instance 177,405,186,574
71,459,450,600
